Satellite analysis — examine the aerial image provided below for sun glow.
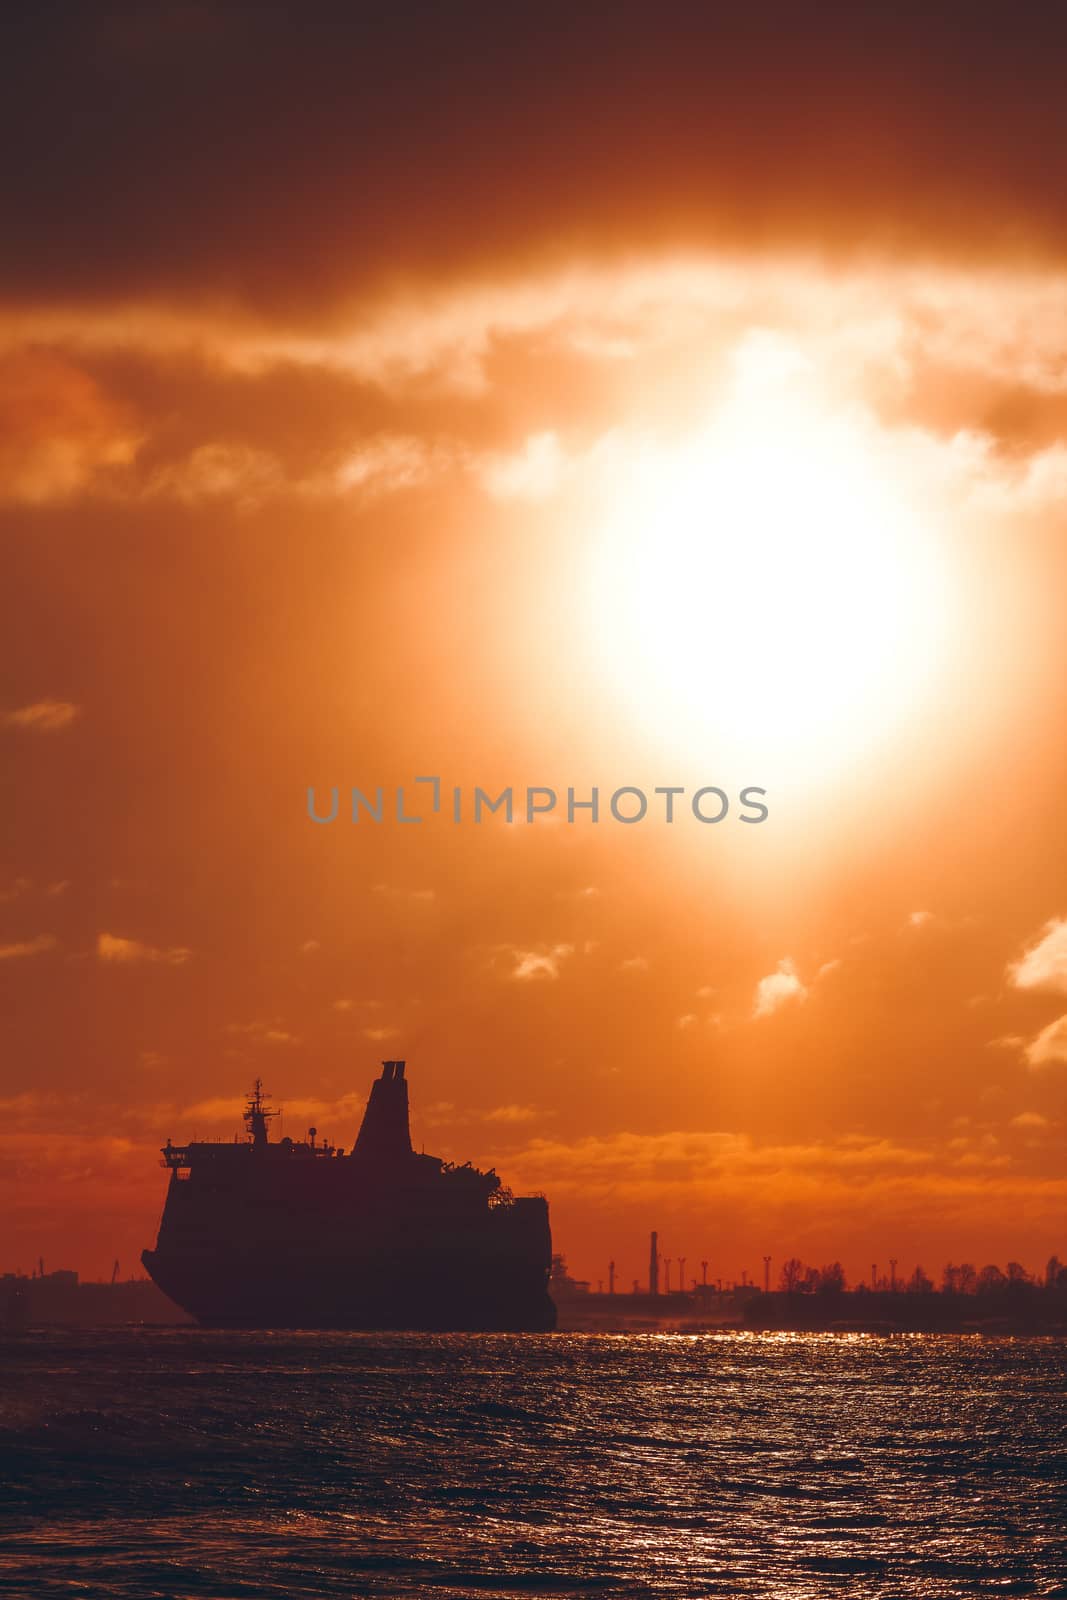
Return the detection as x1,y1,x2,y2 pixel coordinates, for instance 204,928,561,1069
588,339,952,776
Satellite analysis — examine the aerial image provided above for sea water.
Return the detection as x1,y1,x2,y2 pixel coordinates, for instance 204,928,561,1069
1,1330,1065,1597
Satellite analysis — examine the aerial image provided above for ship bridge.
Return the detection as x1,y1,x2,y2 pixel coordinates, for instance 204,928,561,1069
160,1078,345,1174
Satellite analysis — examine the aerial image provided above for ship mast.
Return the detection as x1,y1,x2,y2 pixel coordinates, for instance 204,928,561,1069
244,1078,274,1149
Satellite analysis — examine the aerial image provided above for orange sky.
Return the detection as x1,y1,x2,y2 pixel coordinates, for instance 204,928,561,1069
2,3,1066,1290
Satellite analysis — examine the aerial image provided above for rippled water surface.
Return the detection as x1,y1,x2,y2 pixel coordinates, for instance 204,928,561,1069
1,1331,1065,1598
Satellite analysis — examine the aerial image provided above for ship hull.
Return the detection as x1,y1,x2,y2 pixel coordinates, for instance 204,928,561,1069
141,1246,556,1331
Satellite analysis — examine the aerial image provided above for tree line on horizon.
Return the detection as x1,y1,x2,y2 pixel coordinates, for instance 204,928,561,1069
776,1256,1067,1296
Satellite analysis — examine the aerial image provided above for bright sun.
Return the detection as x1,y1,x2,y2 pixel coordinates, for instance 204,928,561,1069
588,340,952,777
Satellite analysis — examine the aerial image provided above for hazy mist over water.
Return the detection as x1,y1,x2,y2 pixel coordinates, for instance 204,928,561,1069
1,1331,1065,1598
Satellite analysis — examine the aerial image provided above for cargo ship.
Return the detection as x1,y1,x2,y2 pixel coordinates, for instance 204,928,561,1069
142,1062,556,1330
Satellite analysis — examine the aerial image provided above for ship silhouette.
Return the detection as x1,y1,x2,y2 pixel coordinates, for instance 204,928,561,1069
142,1062,556,1330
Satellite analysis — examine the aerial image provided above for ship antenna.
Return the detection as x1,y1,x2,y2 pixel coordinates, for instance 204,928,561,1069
244,1077,274,1148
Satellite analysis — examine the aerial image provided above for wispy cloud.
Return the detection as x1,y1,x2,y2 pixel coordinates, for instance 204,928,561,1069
1009,917,1067,995
140,434,444,509
753,957,808,1018
0,934,58,962
482,1104,540,1124
8,261,1067,527
331,435,444,497
482,431,566,501
502,1128,1032,1207
97,932,191,966
225,1020,297,1044
510,943,574,981
421,1100,458,1127
619,955,649,973
1024,1014,1067,1070
372,884,436,905
143,443,282,508
0,349,140,506
2,699,80,732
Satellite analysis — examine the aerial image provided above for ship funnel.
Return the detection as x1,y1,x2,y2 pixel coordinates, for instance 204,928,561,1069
353,1061,413,1162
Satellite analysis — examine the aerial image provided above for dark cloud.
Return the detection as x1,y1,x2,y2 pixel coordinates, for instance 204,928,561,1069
4,2,1067,313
